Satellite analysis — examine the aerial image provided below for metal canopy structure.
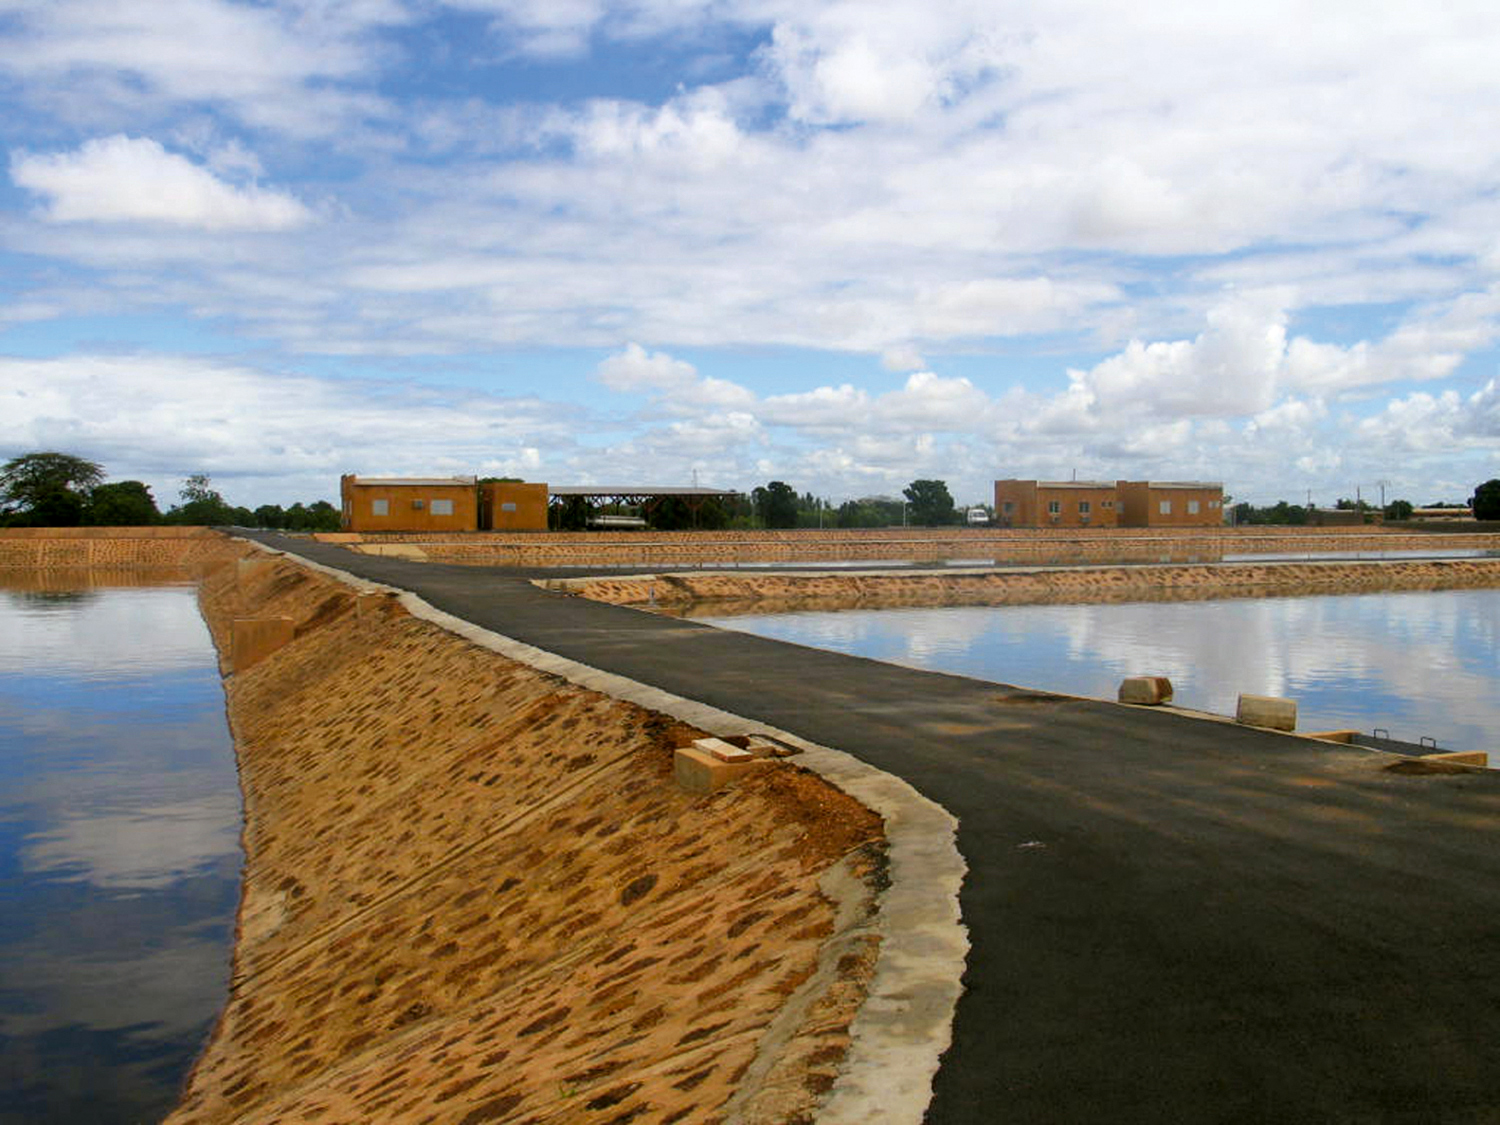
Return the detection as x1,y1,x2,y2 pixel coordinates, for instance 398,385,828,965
547,484,740,518
549,486,741,519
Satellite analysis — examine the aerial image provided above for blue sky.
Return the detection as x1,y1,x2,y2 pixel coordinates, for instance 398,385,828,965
2,0,1498,509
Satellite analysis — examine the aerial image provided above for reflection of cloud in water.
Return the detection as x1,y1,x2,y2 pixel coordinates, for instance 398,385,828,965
22,792,242,890
0,587,212,677
0,922,231,1039
704,589,1500,752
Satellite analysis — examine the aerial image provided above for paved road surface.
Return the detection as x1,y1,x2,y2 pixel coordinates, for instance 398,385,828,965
245,534,1500,1124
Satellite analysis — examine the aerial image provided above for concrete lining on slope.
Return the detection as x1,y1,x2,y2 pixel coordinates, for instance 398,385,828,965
243,536,970,1125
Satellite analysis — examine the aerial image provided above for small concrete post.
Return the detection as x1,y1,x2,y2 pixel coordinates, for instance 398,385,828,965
1236,693,1297,731
674,737,771,794
1118,676,1173,705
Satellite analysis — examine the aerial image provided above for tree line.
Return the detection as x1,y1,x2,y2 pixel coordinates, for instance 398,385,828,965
550,479,979,531
0,452,341,531
1234,481,1500,525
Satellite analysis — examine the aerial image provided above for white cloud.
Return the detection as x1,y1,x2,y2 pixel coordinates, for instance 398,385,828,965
881,343,925,372
11,135,312,230
595,343,756,410
0,0,397,135
2,1,1500,505
0,353,582,504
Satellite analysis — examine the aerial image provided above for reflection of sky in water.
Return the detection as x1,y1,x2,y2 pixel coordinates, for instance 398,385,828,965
0,586,240,1125
699,589,1500,752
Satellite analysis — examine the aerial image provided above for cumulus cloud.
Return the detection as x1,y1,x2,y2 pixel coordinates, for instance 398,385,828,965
0,0,395,135
1052,291,1500,435
881,343,925,372
11,135,312,230
596,343,756,410
0,353,583,504
3,1,1500,504
1355,379,1500,455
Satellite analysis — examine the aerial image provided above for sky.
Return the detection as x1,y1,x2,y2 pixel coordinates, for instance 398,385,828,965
2,0,1498,510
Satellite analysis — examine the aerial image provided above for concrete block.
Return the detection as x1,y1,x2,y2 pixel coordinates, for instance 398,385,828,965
1421,750,1489,767
231,616,295,673
693,737,753,762
1304,730,1358,744
674,745,767,794
742,735,789,758
1236,693,1297,731
1118,676,1173,705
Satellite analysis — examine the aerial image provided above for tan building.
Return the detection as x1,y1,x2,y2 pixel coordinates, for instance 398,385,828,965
340,475,480,532
479,481,549,530
1116,481,1224,527
994,479,1225,528
994,480,1120,528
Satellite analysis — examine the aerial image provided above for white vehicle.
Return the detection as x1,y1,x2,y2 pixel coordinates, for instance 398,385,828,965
966,507,990,525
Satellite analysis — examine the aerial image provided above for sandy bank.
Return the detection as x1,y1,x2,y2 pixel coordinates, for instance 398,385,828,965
315,525,1499,568
167,547,918,1124
546,556,1500,613
0,525,226,569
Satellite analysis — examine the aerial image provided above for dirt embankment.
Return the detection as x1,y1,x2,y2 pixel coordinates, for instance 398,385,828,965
0,526,227,569
316,526,1499,568
550,557,1500,614
172,550,886,1125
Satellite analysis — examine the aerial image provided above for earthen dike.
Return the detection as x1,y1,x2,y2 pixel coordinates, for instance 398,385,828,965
6,525,1500,1123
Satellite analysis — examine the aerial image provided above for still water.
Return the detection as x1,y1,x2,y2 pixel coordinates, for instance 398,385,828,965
0,583,241,1124
697,588,1500,753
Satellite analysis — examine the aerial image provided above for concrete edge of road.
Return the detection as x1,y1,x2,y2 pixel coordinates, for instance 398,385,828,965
239,535,971,1125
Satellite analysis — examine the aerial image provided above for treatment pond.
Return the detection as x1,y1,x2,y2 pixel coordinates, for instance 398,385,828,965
691,587,1500,755
0,582,241,1125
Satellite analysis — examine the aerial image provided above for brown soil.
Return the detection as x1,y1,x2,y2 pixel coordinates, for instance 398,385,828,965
166,549,885,1125
552,557,1500,614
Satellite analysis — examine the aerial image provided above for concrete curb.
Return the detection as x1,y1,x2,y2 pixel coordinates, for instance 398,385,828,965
240,538,970,1125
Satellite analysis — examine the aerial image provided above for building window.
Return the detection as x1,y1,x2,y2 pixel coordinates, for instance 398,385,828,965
1188,500,1200,515
1079,501,1091,514
371,499,388,516
1102,500,1114,509
431,499,454,516
412,498,425,509
1159,500,1172,515
1002,502,1014,514
501,502,517,512
1047,500,1061,515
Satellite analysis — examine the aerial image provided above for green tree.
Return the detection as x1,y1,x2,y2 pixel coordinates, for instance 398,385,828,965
165,473,235,525
25,485,85,526
550,495,590,530
1,452,105,521
1471,479,1500,521
306,500,341,531
751,481,799,528
903,479,956,526
254,504,286,528
1383,499,1414,521
85,481,160,526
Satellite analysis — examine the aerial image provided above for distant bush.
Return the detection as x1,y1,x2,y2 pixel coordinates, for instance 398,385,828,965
1472,479,1500,521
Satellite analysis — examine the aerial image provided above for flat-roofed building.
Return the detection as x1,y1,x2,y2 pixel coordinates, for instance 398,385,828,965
340,474,479,532
994,480,1120,528
479,481,549,530
1116,481,1224,527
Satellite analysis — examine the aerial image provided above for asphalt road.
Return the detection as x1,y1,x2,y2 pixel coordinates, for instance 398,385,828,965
244,533,1500,1124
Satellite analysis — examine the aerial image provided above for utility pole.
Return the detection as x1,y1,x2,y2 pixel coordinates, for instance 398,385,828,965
1376,479,1391,509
